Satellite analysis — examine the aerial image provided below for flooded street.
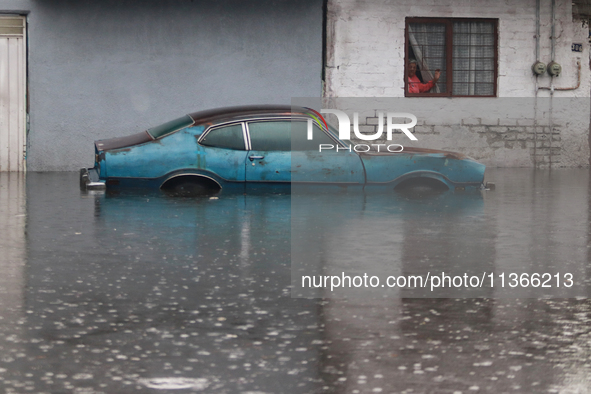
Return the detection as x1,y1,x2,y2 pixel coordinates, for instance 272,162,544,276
1,169,591,393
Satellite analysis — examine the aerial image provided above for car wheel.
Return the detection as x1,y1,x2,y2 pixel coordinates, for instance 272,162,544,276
161,175,221,196
394,177,449,196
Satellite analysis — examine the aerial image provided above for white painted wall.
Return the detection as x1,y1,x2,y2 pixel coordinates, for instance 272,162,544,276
326,0,589,98
325,0,591,167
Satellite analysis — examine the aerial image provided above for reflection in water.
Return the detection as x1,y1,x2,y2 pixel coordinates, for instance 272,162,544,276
0,170,588,392
322,298,591,393
292,187,489,298
13,174,323,393
317,169,591,393
0,172,26,306
293,169,590,299
0,173,26,392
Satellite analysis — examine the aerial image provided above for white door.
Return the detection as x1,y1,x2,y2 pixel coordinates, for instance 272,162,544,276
0,16,26,172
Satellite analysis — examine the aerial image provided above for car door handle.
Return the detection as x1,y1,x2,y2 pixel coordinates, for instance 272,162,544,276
249,155,265,161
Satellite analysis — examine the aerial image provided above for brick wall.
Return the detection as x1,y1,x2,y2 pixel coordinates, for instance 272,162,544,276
351,114,560,167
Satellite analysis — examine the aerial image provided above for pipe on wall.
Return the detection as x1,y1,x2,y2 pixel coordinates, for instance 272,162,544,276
551,0,556,61
538,60,582,90
536,0,540,62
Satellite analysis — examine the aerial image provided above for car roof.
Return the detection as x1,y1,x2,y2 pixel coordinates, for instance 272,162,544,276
96,105,312,152
188,105,308,125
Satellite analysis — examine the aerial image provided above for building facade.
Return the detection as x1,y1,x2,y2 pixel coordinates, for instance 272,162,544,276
0,0,323,171
0,0,589,171
324,0,591,167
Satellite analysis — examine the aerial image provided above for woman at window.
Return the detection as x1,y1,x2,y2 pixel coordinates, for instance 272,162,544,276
407,60,440,93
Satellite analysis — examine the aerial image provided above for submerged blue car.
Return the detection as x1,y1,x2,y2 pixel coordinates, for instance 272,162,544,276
80,105,486,193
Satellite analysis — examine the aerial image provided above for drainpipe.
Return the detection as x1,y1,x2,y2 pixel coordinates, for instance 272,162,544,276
551,0,557,167
536,0,540,64
550,0,556,167
531,0,580,167
551,0,556,63
533,0,541,165
534,0,584,167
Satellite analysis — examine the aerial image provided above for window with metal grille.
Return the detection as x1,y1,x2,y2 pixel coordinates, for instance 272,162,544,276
405,18,497,97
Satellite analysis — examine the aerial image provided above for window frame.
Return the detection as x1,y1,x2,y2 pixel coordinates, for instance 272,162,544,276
404,17,498,98
245,118,343,152
198,116,349,152
198,122,248,150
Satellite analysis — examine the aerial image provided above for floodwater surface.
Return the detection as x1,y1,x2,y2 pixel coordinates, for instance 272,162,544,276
0,169,590,393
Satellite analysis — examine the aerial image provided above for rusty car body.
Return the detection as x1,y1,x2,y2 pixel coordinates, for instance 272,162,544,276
80,105,486,193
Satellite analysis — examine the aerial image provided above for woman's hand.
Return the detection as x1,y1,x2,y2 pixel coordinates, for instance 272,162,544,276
433,69,441,83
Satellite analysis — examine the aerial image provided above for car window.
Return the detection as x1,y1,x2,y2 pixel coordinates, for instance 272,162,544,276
200,123,245,150
147,115,195,139
248,121,335,151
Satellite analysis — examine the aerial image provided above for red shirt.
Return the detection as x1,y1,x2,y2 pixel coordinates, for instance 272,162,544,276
408,75,434,93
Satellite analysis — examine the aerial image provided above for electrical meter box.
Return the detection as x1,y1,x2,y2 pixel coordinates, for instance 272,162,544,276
547,61,562,77
531,61,547,75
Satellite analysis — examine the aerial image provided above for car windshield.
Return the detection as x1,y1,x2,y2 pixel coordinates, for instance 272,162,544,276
147,115,195,139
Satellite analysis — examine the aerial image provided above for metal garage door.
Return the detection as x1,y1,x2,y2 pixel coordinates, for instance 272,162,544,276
0,16,26,172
